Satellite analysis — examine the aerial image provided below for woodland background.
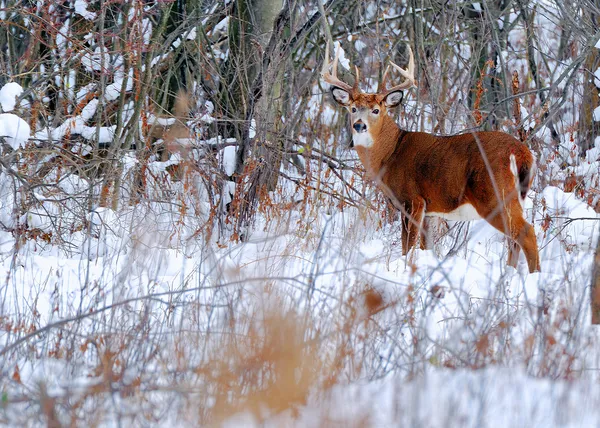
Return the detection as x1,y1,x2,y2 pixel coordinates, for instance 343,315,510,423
1,0,600,426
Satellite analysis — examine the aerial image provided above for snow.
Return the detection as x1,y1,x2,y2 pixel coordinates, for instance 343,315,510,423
520,105,535,130
150,53,170,67
56,19,70,56
87,207,119,228
186,27,197,40
0,82,23,112
80,98,98,121
585,137,600,162
81,47,109,72
34,99,115,143
4,178,598,426
148,153,182,175
74,0,97,20
213,16,230,34
224,367,600,427
105,69,133,101
354,39,367,51
595,67,600,89
596,38,600,49
594,106,600,122
141,18,153,45
199,112,214,123
148,113,176,127
0,113,30,148
222,145,236,176
333,40,351,71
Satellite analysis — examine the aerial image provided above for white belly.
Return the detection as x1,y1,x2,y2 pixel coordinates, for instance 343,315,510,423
426,203,482,221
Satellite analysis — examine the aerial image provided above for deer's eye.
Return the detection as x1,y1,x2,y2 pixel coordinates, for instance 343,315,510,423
372,108,380,115
351,107,357,113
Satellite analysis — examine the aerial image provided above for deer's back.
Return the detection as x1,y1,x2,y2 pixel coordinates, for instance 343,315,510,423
382,131,533,213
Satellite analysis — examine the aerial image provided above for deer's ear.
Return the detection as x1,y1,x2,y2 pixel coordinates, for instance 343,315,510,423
384,90,403,108
331,87,351,106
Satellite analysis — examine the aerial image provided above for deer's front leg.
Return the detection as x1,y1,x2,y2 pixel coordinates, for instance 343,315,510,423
401,197,426,255
420,217,431,250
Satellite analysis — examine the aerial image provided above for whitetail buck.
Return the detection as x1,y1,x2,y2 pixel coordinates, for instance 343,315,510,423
322,44,540,272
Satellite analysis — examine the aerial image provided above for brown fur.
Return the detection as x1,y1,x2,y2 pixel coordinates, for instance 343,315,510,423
336,92,541,272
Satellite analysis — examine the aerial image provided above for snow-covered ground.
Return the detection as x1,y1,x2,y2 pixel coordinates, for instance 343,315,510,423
1,173,599,425
232,367,600,427
2,0,600,424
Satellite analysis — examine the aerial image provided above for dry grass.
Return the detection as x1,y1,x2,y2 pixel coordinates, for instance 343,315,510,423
153,286,389,426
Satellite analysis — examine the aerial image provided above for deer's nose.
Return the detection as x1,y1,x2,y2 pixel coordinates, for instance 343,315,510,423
353,122,367,133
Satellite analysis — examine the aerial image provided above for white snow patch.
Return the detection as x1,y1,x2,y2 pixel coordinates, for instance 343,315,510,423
105,69,134,101
186,27,197,40
34,99,115,143
0,82,23,112
74,0,97,20
594,106,600,122
226,368,600,427
222,145,236,176
520,105,535,130
359,239,384,261
150,53,170,67
0,113,30,149
148,113,176,127
222,180,236,206
148,153,182,175
585,137,600,162
80,98,98,121
122,153,138,172
142,18,153,45
199,113,214,123
81,47,109,72
56,19,70,55
595,67,600,89
354,39,367,51
213,16,230,34
542,186,598,250
333,41,351,71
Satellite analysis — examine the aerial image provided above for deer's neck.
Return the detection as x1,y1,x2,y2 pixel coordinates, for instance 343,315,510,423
355,115,402,177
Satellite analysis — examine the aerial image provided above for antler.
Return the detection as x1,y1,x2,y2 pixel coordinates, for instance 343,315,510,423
380,44,417,95
321,43,361,94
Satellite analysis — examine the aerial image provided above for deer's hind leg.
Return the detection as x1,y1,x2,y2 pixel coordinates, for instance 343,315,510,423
401,197,426,256
484,200,540,273
507,239,520,268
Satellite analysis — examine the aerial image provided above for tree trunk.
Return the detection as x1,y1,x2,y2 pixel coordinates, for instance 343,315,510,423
592,235,600,324
578,48,600,155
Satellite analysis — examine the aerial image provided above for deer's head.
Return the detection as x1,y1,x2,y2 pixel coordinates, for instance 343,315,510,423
322,44,416,148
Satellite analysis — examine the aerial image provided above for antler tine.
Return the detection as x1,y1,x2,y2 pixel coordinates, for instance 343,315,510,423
353,65,361,91
321,44,356,94
384,44,417,94
378,65,391,93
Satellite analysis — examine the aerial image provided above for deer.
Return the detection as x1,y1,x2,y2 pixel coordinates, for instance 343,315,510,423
321,44,541,273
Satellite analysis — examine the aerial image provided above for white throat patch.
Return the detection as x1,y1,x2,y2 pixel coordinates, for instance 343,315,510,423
353,131,374,148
